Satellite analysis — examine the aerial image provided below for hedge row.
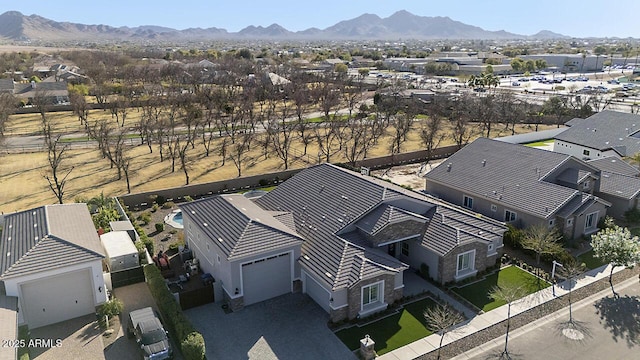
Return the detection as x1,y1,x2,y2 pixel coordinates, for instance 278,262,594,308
144,265,206,360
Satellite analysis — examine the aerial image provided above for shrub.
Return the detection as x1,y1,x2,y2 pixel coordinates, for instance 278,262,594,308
169,238,186,251
624,208,640,223
155,223,165,233
139,212,152,225
155,195,167,206
162,201,175,209
503,224,524,248
151,204,160,213
420,263,430,280
184,195,194,202
97,298,124,318
144,265,206,360
140,233,154,255
259,178,269,187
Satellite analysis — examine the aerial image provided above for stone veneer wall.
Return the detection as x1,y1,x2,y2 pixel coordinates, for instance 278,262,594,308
346,273,397,320
440,242,491,284
223,290,244,311
368,221,426,247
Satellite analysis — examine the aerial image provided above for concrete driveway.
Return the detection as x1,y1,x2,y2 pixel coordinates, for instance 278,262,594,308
184,293,355,360
104,282,176,360
30,314,104,360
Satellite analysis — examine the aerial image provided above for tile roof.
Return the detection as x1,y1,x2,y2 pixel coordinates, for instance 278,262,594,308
0,204,104,279
256,163,505,290
180,194,303,261
599,171,640,199
425,138,580,219
587,157,640,176
355,204,428,235
556,110,640,156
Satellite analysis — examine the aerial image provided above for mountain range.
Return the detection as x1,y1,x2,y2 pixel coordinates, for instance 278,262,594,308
0,10,569,42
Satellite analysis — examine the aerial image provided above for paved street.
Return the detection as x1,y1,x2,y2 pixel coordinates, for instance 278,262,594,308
455,278,639,360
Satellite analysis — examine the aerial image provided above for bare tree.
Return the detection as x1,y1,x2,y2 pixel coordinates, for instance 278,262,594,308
559,259,586,324
423,304,464,360
0,93,17,145
228,132,254,177
419,113,446,164
69,91,90,129
42,117,73,204
389,101,417,154
489,284,527,360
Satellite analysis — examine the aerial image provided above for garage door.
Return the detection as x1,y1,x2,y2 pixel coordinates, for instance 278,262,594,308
242,253,291,305
21,269,95,328
303,271,331,312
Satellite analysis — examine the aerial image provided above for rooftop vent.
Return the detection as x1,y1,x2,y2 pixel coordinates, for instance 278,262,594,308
303,255,310,260
482,159,486,167
447,163,452,172
217,237,223,243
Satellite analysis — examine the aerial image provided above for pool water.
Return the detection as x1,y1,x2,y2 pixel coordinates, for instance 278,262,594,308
173,211,183,225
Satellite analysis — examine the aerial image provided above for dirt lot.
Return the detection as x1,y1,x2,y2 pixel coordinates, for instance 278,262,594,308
371,159,445,191
0,107,554,214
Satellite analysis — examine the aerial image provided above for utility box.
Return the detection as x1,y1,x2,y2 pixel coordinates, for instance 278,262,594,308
101,231,139,271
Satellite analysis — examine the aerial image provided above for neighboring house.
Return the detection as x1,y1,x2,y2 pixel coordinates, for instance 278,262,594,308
181,164,506,322
425,138,610,240
13,78,70,105
587,157,640,219
0,204,107,329
553,110,640,160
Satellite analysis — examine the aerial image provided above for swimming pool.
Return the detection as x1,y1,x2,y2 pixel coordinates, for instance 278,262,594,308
164,209,184,229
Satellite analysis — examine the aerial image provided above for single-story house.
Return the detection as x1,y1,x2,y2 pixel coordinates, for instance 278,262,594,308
425,138,611,240
181,164,506,322
553,110,640,160
587,157,640,218
0,204,107,329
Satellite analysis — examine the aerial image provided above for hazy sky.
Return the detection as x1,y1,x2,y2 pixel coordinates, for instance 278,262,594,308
3,1,639,38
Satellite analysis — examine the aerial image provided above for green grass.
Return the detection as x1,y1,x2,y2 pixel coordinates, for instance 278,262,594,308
335,298,437,355
452,266,550,312
524,139,554,147
577,249,606,270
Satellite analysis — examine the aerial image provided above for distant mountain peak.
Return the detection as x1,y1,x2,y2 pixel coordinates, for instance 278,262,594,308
0,9,570,42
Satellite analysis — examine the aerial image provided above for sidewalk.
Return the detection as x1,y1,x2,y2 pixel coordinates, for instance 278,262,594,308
378,264,623,360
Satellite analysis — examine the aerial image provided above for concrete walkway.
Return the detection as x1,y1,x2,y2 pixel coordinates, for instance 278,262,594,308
379,264,625,360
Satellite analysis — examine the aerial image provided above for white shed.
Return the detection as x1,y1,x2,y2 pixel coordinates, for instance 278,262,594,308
100,231,139,271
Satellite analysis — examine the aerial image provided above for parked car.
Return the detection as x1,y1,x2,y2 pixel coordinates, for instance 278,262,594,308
128,307,172,360
607,79,620,85
512,81,521,86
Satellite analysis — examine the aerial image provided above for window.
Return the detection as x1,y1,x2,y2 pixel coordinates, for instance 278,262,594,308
488,243,494,252
505,210,517,222
463,195,474,209
362,283,381,306
491,204,497,212
457,251,473,273
585,212,598,230
401,242,409,256
583,149,590,156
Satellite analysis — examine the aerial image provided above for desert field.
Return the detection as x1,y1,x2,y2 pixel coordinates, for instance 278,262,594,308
0,109,553,213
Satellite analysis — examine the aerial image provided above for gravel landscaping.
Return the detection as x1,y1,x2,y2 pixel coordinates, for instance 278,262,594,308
413,266,640,360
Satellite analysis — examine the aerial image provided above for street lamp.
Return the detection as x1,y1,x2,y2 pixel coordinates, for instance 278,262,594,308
551,260,563,296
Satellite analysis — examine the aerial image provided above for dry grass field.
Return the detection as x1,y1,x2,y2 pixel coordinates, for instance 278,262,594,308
0,109,554,213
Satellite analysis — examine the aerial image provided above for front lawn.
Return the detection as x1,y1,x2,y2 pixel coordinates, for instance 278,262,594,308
335,298,437,355
452,266,550,312
577,249,606,270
